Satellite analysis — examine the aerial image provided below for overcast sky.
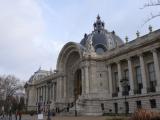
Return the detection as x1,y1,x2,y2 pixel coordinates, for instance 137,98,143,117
0,0,160,81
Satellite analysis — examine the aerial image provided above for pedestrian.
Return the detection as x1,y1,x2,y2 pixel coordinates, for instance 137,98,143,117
15,110,17,120
9,109,12,120
18,111,22,120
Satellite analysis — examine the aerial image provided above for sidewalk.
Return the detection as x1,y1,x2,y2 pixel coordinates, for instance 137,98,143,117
20,115,109,120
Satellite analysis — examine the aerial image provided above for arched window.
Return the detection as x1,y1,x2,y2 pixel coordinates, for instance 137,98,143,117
95,44,107,54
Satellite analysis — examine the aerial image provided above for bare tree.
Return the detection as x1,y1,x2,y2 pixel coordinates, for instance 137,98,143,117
142,0,160,23
0,75,23,100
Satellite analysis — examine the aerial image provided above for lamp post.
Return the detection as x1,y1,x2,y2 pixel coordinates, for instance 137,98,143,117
120,78,129,116
74,88,77,116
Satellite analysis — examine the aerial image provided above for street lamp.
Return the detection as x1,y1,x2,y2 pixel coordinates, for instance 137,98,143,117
120,78,129,116
74,88,77,116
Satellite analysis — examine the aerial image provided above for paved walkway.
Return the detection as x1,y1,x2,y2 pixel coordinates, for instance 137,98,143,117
20,115,108,120
1,114,127,120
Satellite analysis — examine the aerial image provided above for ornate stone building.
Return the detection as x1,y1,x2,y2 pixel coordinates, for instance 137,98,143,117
25,16,160,115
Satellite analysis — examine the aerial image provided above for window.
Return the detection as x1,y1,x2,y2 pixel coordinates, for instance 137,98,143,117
136,101,142,109
101,103,104,111
135,66,142,94
148,63,156,92
95,44,107,54
135,66,142,84
148,63,156,82
150,99,156,108
114,72,119,92
100,73,102,77
96,47,105,54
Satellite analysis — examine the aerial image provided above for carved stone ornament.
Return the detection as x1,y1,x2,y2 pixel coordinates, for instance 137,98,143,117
86,35,95,53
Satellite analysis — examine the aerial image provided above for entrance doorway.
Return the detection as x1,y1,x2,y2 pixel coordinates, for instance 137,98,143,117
74,69,82,99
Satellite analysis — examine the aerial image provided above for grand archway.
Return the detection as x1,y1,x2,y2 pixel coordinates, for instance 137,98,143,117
65,51,81,99
74,69,82,99
56,42,83,101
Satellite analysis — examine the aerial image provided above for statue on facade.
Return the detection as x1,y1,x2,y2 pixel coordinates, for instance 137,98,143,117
82,34,96,57
86,35,95,53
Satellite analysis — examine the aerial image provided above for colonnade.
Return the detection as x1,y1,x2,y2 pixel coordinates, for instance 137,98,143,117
107,49,160,97
36,82,56,103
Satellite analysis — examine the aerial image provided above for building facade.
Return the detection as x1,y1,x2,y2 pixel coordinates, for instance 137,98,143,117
25,16,160,115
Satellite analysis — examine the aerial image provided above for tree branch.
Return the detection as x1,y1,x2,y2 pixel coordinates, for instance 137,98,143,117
144,12,160,25
141,0,160,9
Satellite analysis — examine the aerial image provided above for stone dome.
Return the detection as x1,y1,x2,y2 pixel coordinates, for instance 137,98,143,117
80,15,124,54
28,68,51,83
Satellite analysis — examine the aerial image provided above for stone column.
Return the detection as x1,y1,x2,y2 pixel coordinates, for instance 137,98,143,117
108,64,113,97
44,86,46,102
56,82,59,102
50,84,53,99
55,82,57,101
85,66,89,94
89,61,97,93
117,62,122,97
43,86,45,101
128,58,134,95
139,54,147,93
39,88,41,101
81,67,85,94
37,88,38,103
40,87,42,101
52,83,55,101
42,86,44,101
63,76,66,98
46,86,48,101
152,49,160,91
37,88,39,102
59,77,62,99
39,87,41,101
57,78,61,100
48,85,50,102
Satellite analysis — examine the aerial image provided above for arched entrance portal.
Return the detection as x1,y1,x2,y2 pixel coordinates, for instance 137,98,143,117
74,69,82,99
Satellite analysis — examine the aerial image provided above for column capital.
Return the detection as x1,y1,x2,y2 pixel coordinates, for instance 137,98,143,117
81,62,89,68
106,64,112,69
137,53,143,57
106,62,110,66
151,48,157,53
126,56,132,61
115,61,121,64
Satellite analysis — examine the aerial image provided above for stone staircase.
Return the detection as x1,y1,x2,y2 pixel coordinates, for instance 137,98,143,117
58,95,104,116
59,96,85,116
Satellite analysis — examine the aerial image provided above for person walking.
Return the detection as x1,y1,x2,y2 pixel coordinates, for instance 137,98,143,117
15,110,17,120
9,109,12,120
18,111,22,120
